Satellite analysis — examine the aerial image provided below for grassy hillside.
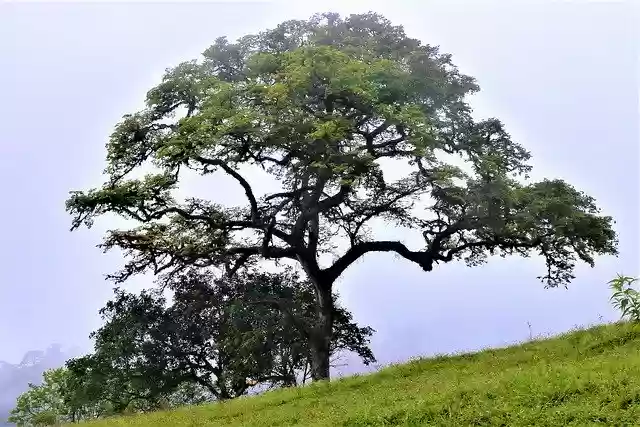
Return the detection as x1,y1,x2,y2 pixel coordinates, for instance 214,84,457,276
81,321,640,426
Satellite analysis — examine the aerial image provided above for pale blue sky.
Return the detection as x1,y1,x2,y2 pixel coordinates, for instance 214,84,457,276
0,1,638,373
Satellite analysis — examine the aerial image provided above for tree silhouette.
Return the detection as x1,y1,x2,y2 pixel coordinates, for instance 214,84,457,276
67,12,618,380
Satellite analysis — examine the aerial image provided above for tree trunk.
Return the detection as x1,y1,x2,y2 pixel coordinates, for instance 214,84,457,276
309,284,333,381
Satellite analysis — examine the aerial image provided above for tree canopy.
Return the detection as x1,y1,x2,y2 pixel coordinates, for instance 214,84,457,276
8,368,86,427
10,271,374,424
66,271,374,407
66,12,618,380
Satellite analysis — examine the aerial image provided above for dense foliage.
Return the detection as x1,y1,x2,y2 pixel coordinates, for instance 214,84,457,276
8,272,374,425
7,366,212,426
66,12,617,381
68,270,374,405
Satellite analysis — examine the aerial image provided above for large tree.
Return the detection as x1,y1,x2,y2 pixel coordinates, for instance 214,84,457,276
66,12,618,380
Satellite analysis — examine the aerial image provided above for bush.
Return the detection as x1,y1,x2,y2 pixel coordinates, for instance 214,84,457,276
32,411,58,426
609,275,640,321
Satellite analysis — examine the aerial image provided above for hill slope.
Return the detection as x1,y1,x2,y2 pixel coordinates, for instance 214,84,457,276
81,322,640,426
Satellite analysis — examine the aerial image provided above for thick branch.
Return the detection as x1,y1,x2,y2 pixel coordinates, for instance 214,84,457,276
325,240,439,283
324,232,553,284
227,245,297,260
314,184,351,215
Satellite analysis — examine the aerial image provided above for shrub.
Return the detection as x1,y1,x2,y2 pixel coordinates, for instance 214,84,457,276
609,275,640,321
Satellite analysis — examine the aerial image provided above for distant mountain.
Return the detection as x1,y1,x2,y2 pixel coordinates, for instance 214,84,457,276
0,345,76,426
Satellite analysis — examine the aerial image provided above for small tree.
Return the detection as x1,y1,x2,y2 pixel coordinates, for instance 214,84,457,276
66,12,618,380
8,368,86,426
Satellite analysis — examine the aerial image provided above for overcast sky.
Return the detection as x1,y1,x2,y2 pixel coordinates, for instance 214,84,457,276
0,1,638,371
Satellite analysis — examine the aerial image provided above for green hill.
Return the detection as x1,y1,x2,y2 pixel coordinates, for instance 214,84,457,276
80,321,640,426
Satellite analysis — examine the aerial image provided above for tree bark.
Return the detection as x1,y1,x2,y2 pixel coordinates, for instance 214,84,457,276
309,283,333,381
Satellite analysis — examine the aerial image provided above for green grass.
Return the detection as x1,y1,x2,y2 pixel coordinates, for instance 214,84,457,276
81,321,640,426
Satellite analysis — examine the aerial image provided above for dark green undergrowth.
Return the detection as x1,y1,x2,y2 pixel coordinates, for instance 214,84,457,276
78,321,640,426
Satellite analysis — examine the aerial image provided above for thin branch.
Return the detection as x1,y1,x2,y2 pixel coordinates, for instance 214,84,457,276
194,156,259,222
264,186,314,202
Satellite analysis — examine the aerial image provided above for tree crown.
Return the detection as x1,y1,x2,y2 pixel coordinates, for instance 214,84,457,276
66,12,617,288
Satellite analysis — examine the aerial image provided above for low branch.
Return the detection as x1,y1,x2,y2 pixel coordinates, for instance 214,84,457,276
325,232,553,283
325,240,439,282
148,206,293,246
227,245,297,260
